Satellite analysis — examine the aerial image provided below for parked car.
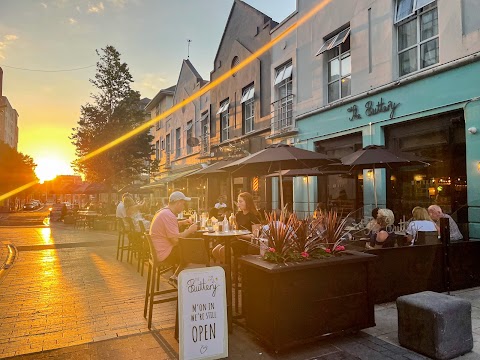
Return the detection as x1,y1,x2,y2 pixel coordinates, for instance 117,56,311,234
23,203,36,211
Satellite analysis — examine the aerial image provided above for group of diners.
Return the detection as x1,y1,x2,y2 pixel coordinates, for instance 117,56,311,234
365,204,463,249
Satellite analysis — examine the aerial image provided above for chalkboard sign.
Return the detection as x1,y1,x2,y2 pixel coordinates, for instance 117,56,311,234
178,266,228,360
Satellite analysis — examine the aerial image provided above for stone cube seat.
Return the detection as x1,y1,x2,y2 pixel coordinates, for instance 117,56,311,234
397,291,473,360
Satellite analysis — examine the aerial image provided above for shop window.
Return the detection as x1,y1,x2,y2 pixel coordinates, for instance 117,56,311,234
396,0,438,77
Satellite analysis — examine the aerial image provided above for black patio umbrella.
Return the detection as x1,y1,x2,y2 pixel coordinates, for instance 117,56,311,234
338,145,430,206
220,144,336,209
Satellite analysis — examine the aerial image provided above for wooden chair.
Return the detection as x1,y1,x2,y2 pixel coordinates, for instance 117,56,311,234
137,221,150,276
116,218,130,262
143,234,178,330
415,231,440,246
178,237,211,267
124,217,142,264
74,213,87,230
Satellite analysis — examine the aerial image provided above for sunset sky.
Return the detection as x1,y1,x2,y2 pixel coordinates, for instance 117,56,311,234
0,0,295,181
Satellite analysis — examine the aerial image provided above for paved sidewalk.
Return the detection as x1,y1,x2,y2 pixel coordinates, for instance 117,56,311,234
0,222,479,359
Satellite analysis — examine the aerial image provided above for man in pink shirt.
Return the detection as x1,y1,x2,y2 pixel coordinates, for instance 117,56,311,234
149,191,197,281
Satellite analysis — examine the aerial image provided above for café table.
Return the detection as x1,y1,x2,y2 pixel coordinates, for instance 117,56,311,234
76,210,99,229
203,229,251,331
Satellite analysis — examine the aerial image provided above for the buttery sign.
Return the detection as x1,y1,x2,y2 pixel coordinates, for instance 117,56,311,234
179,266,228,360
347,98,400,121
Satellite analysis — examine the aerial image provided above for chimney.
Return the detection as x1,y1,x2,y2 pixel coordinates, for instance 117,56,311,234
0,66,3,97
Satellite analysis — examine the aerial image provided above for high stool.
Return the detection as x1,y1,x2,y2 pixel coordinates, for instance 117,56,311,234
116,218,130,261
143,234,177,330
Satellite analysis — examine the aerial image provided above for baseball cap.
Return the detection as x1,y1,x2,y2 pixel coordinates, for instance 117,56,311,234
169,191,191,203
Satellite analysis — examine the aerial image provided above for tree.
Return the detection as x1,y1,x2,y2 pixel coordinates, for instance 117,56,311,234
0,141,37,203
70,45,153,189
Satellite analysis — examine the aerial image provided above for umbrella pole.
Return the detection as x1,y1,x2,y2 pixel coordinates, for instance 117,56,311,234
230,174,235,210
307,176,311,217
279,169,284,211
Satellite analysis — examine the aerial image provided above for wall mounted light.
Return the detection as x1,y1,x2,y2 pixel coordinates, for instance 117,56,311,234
468,127,477,134
477,162,480,173
366,170,374,179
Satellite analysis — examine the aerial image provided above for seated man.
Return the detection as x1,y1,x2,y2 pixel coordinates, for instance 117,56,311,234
427,205,463,241
149,191,198,284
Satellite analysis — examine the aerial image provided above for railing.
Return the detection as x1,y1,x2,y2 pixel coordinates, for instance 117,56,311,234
271,94,294,135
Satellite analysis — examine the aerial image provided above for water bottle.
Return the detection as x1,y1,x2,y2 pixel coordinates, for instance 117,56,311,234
223,215,229,232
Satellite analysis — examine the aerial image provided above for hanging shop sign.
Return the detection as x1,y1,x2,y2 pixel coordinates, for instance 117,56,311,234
347,98,400,121
179,266,228,360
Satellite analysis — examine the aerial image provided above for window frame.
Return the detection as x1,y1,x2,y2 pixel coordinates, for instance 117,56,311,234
219,99,230,142
242,84,255,135
396,1,439,77
327,36,351,103
186,120,193,155
175,127,181,158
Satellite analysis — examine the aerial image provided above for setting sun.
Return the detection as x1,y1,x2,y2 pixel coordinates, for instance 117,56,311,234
35,156,74,183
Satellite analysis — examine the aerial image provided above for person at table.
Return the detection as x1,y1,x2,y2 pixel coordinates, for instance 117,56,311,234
406,206,438,245
212,192,261,262
365,207,380,244
366,208,396,249
150,191,198,283
427,205,463,241
124,196,150,232
116,193,130,220
214,195,227,209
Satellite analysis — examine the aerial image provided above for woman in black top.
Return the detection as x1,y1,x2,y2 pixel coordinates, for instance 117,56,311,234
212,192,261,262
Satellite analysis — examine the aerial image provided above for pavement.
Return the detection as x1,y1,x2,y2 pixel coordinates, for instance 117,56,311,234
0,219,479,359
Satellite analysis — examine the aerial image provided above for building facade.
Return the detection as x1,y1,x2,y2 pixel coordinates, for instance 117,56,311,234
269,0,480,238
0,68,19,150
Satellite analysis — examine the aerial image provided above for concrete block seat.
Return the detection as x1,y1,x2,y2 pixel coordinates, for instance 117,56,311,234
397,291,473,360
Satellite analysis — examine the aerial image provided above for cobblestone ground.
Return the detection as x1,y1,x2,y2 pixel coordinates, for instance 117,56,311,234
0,224,176,358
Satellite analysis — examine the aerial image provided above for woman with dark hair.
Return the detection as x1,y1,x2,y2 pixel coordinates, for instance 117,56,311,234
212,192,261,262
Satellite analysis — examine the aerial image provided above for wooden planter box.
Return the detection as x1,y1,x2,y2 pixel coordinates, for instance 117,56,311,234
239,251,376,351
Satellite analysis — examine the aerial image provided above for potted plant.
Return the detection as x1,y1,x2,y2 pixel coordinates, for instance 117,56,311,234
239,209,376,351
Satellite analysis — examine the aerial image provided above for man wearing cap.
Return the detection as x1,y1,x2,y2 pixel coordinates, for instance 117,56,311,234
150,191,198,282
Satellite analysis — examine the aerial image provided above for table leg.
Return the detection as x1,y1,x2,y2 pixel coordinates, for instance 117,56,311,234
224,236,232,333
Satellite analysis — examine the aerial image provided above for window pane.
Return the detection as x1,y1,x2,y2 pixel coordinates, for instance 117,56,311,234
327,46,340,61
399,47,417,76
398,19,417,51
341,54,351,76
328,81,340,103
341,35,350,53
420,8,438,41
396,0,414,22
341,76,351,97
421,38,439,68
328,58,340,82
331,28,350,49
415,0,435,11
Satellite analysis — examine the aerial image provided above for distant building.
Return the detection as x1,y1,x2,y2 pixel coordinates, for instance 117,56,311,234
0,67,19,150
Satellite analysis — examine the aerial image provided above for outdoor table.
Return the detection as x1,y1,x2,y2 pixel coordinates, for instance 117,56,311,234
76,211,99,228
203,229,251,331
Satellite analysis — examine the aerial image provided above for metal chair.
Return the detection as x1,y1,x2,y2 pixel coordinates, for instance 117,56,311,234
137,221,150,276
143,234,178,330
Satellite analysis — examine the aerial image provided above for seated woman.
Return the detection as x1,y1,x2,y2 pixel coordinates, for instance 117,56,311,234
212,192,261,262
366,207,381,246
366,208,396,249
406,206,438,245
124,196,150,232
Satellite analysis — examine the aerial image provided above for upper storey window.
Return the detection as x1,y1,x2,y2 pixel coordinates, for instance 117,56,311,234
396,0,438,76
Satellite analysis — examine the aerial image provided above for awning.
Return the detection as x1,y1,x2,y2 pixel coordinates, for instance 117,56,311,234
274,63,293,85
142,168,201,189
240,86,255,104
216,101,230,115
315,27,351,56
185,159,235,178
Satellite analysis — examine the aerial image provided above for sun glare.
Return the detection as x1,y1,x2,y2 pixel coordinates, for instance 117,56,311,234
35,156,73,183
